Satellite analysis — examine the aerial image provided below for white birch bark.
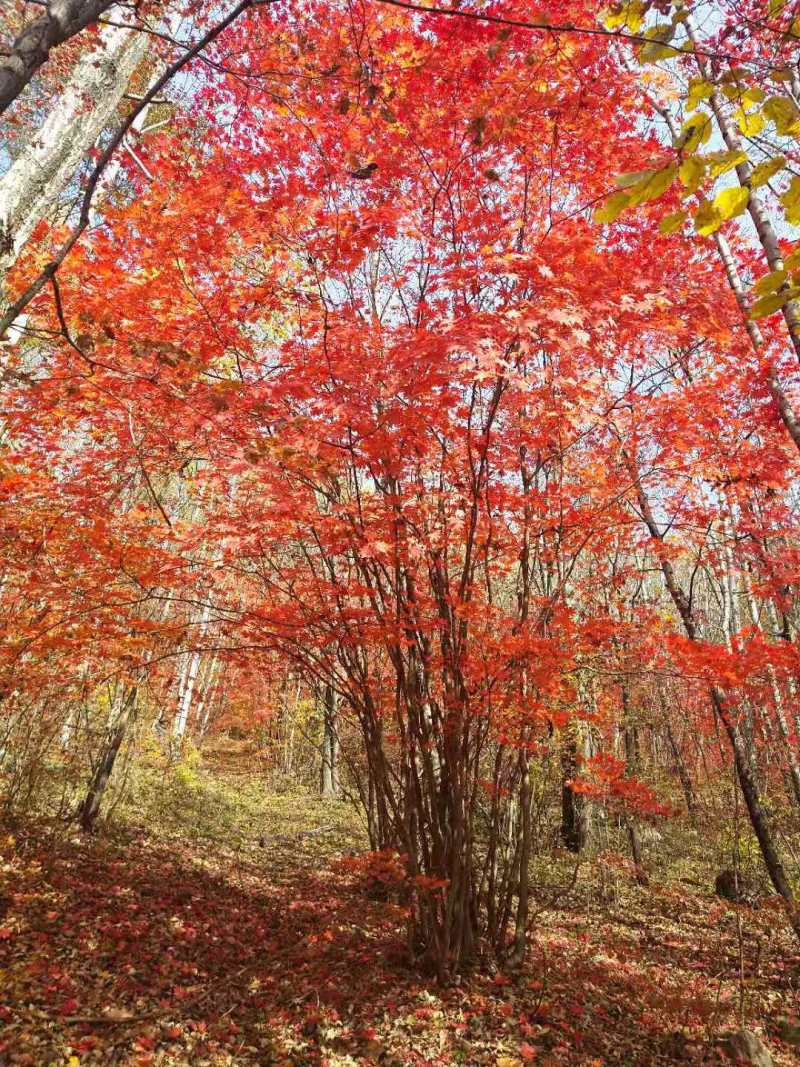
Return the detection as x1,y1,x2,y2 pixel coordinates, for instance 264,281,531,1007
0,23,148,287
194,655,220,737
172,601,211,740
0,0,119,116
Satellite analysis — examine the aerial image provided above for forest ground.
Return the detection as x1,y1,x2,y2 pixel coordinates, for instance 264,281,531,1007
1,746,799,1067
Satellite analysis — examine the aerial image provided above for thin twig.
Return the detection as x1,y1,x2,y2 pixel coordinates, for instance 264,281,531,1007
372,0,733,63
127,409,173,529
50,275,94,369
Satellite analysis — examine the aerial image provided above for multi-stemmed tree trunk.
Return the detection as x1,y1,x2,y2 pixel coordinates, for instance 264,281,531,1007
327,554,540,979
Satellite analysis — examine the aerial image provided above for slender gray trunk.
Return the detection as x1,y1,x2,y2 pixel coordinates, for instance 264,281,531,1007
622,682,646,880
740,568,800,806
662,710,696,815
78,684,136,832
321,683,340,799
627,453,800,936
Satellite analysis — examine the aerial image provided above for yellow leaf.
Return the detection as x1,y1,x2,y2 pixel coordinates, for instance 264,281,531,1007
695,187,748,236
679,155,705,192
615,169,658,189
749,155,786,188
594,190,631,224
781,177,800,225
753,269,788,295
678,113,713,152
736,107,765,136
603,1,645,32
686,77,714,111
627,164,678,206
704,149,747,179
784,247,800,272
763,95,800,134
637,21,678,64
638,40,682,62
694,198,723,236
713,185,750,221
750,290,795,319
741,86,766,107
660,209,687,234
496,1059,523,1067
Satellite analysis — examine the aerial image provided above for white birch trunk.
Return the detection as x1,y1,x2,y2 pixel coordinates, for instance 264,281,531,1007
192,654,219,737
172,602,211,740
0,24,148,286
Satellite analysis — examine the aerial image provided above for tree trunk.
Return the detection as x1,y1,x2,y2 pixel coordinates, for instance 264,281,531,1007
320,683,340,799
508,752,533,965
740,567,800,807
172,602,211,745
1,23,148,287
561,728,589,853
627,452,800,937
0,0,119,116
78,684,136,832
712,687,798,928
622,682,647,882
194,656,220,740
663,714,697,816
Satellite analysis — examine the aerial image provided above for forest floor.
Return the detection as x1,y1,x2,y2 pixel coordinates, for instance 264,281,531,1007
1,754,800,1067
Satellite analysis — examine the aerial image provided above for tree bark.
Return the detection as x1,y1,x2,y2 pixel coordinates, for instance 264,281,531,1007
78,684,136,832
0,23,148,290
739,566,800,807
0,0,120,116
561,727,589,852
172,602,211,744
622,682,647,881
662,713,697,815
320,683,340,799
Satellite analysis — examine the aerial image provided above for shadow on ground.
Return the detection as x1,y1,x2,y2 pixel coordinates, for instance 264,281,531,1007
0,825,798,1066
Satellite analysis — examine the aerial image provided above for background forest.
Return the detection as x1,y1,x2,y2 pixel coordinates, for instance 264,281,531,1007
2,0,800,1063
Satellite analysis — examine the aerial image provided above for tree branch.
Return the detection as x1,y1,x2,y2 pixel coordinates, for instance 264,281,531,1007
0,0,119,116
